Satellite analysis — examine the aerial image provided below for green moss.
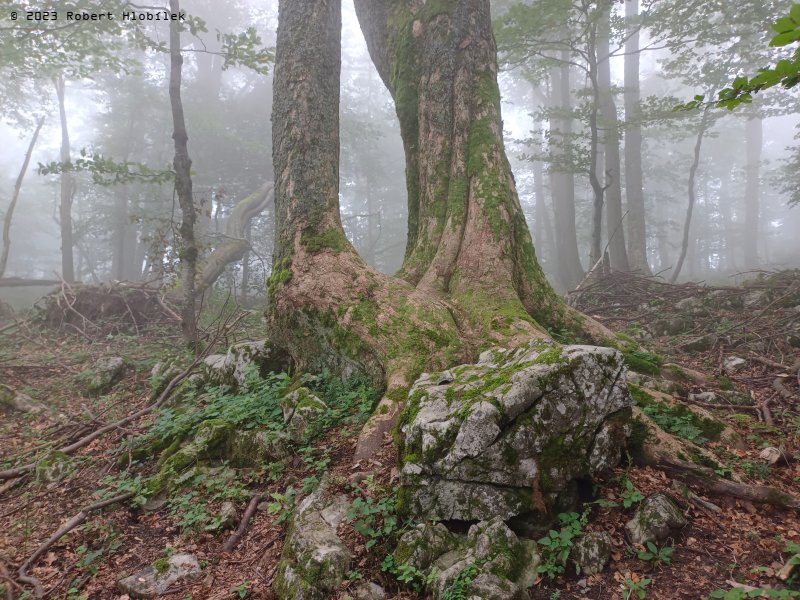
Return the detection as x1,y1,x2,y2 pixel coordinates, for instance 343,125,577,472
153,558,170,575
629,384,725,444
623,350,663,375
300,228,347,253
532,347,562,365
267,257,292,298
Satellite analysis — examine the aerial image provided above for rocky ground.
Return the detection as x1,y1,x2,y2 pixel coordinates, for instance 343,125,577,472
0,271,799,600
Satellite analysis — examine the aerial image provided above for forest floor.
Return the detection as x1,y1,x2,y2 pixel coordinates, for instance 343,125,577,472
0,271,799,600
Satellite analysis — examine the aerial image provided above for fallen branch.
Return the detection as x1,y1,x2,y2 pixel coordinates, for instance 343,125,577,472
222,494,262,553
0,357,202,480
16,491,134,598
657,458,800,510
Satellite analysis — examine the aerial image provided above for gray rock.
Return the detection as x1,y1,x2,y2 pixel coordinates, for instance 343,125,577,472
679,333,718,353
393,522,460,571
149,361,182,397
81,356,125,395
571,532,612,575
117,553,201,599
0,384,47,414
399,341,631,521
651,316,694,336
626,494,687,544
723,356,747,374
219,501,238,529
353,582,386,600
688,391,718,403
282,388,327,443
274,485,351,600
203,340,290,388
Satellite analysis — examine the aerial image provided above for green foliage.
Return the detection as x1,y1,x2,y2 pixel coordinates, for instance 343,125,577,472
380,554,436,593
621,576,652,600
346,493,398,550
629,384,723,445
622,478,646,508
230,581,252,599
265,486,299,524
537,510,588,579
441,563,479,600
38,150,174,186
679,4,800,110
623,351,664,376
637,541,673,566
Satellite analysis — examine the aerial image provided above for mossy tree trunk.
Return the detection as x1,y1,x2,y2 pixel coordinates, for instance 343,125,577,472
267,0,612,427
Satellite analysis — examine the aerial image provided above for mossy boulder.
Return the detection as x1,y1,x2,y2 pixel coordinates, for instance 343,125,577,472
78,356,126,396
570,532,612,575
117,553,201,599
398,341,632,522
274,483,351,600
0,383,47,415
282,387,328,443
625,493,687,544
147,419,287,495
202,340,290,388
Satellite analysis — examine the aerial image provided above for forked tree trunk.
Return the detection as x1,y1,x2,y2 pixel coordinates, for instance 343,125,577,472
267,0,612,438
623,0,651,275
0,117,45,278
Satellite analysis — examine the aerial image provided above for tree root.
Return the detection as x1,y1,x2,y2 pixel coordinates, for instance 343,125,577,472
16,491,134,598
222,494,262,553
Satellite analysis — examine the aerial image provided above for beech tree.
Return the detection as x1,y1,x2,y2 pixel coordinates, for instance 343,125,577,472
267,0,611,453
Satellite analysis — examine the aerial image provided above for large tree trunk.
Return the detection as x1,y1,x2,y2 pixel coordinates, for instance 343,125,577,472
743,116,762,268
623,0,650,275
169,0,198,348
0,117,44,278
598,10,630,272
55,76,75,283
549,60,584,290
268,0,613,458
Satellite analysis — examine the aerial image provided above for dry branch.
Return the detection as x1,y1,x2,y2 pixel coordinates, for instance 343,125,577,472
222,494,262,553
16,491,134,598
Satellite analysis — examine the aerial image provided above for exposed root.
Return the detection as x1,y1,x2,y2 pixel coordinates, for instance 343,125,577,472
222,494,262,553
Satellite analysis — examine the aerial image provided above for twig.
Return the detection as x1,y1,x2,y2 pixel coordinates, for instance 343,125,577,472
16,491,134,598
222,494,262,553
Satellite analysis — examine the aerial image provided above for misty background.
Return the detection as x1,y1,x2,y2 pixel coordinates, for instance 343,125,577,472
1,0,798,310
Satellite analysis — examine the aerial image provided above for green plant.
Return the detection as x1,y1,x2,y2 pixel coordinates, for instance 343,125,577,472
536,510,587,579
346,493,398,550
266,486,298,524
621,576,652,599
637,542,673,566
347,569,363,581
622,479,645,508
230,580,251,598
441,563,479,600
380,555,435,592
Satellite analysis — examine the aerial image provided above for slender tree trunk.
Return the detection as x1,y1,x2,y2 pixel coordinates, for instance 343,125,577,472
719,174,736,273
55,76,75,283
586,19,605,267
169,0,198,348
598,9,630,272
743,116,762,268
623,0,650,274
549,60,584,289
0,117,44,278
532,154,556,278
671,109,710,283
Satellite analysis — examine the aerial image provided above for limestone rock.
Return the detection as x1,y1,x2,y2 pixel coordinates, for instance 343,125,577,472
679,334,718,353
202,340,290,388
281,388,328,443
0,383,47,414
117,553,201,599
34,450,72,484
571,532,612,575
149,360,182,397
393,522,461,571
274,484,351,600
219,501,239,529
626,494,687,544
353,582,386,600
80,356,125,395
399,341,631,522
723,356,747,374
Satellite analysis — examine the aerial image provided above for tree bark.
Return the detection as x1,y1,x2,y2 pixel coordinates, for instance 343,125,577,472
623,0,650,275
743,116,762,269
169,0,198,348
598,9,630,272
0,117,44,278
671,109,710,284
549,59,584,289
55,76,75,283
267,0,613,455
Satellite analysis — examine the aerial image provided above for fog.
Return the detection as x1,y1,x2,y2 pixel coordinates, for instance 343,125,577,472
2,0,799,308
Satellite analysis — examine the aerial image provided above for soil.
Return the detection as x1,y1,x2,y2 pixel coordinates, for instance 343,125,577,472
0,271,799,599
